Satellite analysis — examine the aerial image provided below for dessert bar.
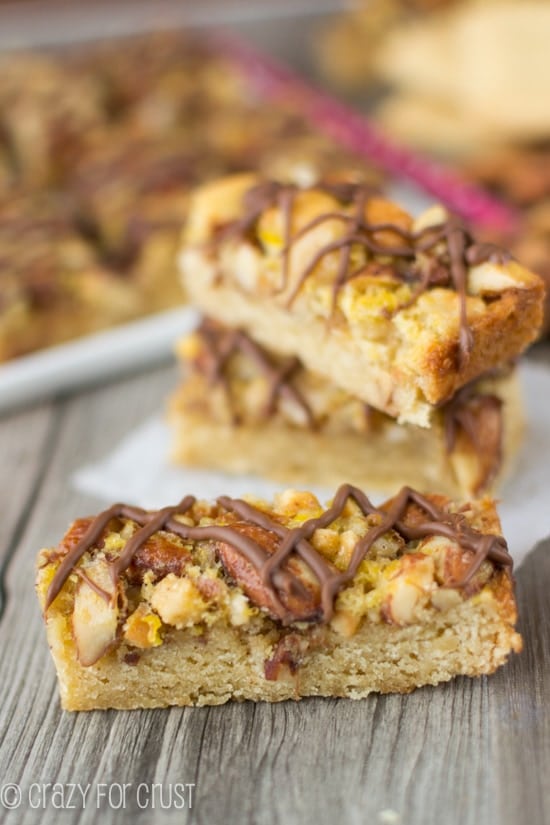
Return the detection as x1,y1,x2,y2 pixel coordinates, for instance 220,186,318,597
179,174,544,426
170,319,523,498
37,484,521,709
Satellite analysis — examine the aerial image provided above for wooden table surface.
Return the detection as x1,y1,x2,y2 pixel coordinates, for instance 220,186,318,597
0,351,549,825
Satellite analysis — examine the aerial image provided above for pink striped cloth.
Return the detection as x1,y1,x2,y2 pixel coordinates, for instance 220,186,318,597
215,31,519,235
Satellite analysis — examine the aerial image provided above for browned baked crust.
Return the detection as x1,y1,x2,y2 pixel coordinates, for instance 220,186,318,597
464,144,550,335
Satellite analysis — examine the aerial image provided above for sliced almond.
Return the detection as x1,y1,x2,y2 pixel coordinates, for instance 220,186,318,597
468,262,519,295
216,521,330,622
431,588,462,612
72,561,119,666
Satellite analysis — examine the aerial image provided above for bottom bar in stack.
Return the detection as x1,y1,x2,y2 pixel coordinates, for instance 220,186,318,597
169,319,524,499
37,484,520,709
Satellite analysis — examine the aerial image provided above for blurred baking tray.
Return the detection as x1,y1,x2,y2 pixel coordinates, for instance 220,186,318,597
0,308,199,414
0,1,343,414
0,0,517,413
0,0,342,50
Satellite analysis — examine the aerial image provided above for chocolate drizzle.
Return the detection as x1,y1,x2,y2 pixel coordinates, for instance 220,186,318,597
191,319,504,493
195,317,314,426
214,180,512,367
45,485,512,625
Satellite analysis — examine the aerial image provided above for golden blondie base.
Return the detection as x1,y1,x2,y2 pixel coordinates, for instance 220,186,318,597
45,574,518,710
182,277,539,428
170,389,523,499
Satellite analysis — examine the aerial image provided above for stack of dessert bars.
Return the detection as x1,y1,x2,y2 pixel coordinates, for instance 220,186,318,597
36,173,546,710
172,173,544,499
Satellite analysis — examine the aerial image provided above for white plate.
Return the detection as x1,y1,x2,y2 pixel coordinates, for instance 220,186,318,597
0,307,198,414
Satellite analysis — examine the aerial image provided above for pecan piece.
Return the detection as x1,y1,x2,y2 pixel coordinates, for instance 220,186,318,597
126,532,192,584
264,626,326,680
59,517,95,556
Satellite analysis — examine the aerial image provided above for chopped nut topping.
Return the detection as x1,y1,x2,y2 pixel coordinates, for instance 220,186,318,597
36,484,513,669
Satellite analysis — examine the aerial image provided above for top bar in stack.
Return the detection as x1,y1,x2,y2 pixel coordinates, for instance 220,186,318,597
179,174,544,426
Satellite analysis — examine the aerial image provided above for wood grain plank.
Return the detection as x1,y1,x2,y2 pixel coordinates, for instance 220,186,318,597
0,365,178,805
492,540,550,825
0,363,548,825
0,401,58,617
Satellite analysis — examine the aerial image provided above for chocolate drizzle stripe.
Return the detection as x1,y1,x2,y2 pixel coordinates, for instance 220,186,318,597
196,319,314,427
211,180,513,367
74,568,112,604
45,498,194,609
192,320,504,494
45,484,512,625
446,222,474,366
285,231,406,308
110,497,196,579
217,494,342,619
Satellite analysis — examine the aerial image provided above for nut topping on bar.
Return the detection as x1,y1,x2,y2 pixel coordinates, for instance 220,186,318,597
209,179,513,367
443,380,503,494
182,319,508,493
37,486,521,706
196,317,314,427
44,485,512,631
